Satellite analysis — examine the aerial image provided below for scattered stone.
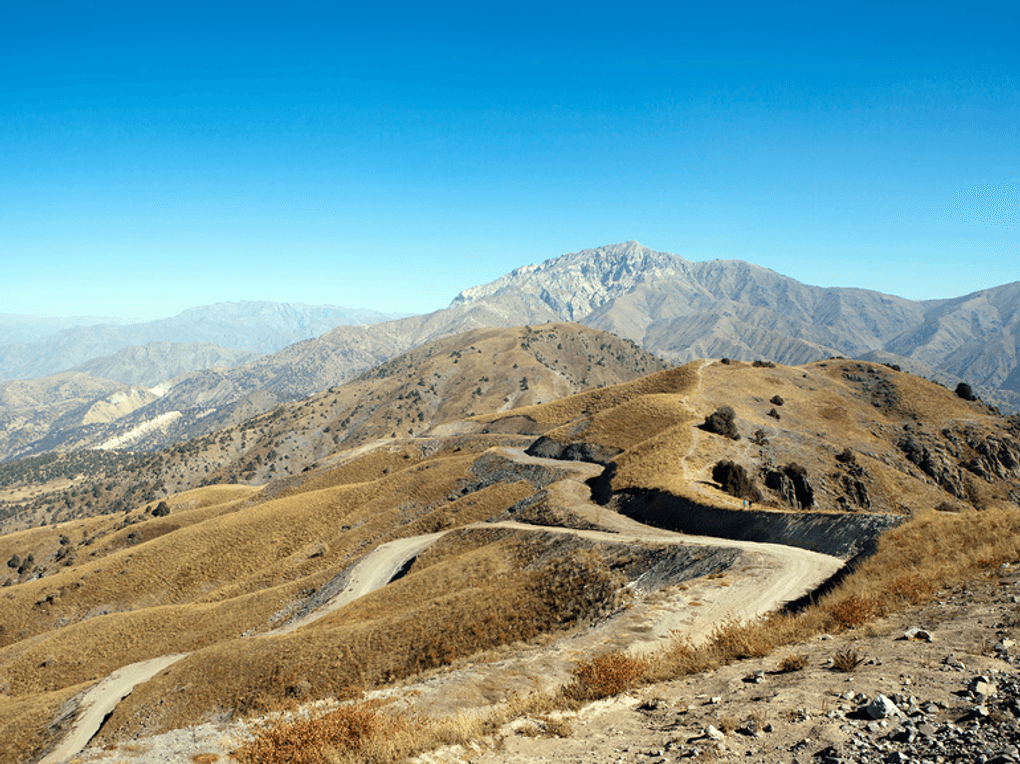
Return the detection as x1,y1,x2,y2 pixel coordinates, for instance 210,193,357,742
705,725,725,741
865,695,905,720
971,676,999,700
902,627,934,642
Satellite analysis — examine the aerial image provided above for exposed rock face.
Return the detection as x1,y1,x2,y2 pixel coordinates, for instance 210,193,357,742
897,426,1020,503
765,463,816,509
835,460,872,511
524,436,621,466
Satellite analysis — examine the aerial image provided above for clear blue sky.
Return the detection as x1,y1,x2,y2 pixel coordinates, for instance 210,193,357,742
2,0,1017,320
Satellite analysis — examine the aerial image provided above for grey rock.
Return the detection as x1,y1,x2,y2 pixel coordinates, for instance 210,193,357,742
866,695,905,720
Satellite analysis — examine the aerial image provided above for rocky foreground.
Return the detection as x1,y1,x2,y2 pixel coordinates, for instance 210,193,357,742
74,564,1020,764
449,566,1020,764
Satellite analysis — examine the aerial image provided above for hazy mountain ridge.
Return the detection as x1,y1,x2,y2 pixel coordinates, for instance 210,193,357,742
0,301,405,382
0,314,129,346
69,342,261,387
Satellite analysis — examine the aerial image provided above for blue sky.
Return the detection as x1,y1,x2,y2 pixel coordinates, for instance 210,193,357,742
2,0,1017,320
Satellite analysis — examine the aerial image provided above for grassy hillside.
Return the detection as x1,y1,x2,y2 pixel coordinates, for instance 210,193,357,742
1,338,1019,763
0,324,665,535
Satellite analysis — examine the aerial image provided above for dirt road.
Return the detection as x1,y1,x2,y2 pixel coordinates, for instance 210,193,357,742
38,654,188,764
43,441,841,762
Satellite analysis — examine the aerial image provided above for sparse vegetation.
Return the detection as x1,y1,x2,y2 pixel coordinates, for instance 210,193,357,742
777,653,808,672
563,652,648,702
700,406,740,440
711,460,762,502
831,645,866,672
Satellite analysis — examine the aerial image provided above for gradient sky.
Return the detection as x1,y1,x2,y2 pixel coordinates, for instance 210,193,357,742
2,0,1017,321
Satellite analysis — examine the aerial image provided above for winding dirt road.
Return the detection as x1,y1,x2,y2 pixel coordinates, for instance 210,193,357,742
39,362,843,762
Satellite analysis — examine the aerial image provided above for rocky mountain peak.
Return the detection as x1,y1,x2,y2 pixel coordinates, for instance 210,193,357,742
450,241,693,320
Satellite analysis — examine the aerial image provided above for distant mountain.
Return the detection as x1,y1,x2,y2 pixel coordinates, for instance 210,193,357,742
70,342,261,387
0,302,406,382
450,242,1020,404
0,242,1017,464
0,314,130,346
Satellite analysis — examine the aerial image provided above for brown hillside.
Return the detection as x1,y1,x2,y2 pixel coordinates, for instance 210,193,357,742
1,346,1019,763
0,323,665,535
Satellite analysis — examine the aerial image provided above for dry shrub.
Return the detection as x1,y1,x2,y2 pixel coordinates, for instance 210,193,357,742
649,636,716,679
709,620,774,660
825,593,876,631
233,702,421,764
831,646,866,673
191,755,220,763
542,716,572,738
563,652,647,702
882,572,934,605
777,653,808,673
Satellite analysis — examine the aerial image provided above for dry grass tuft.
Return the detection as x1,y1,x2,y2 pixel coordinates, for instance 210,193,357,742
831,646,866,673
777,653,809,673
233,702,419,764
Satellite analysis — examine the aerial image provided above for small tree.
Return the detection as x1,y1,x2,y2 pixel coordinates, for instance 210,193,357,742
700,406,740,440
955,382,977,401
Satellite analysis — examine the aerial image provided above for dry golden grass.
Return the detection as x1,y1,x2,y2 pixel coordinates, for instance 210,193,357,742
92,531,628,743
4,353,1019,762
473,363,701,431
0,685,83,764
233,700,422,764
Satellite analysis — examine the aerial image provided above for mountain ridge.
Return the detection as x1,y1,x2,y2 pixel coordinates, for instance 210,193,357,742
0,243,1017,465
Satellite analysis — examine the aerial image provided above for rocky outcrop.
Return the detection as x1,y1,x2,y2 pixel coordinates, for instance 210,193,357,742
765,463,815,509
897,425,1020,503
524,436,621,466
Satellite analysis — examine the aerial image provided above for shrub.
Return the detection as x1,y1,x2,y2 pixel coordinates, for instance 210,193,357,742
831,646,866,673
563,652,647,702
700,406,740,440
778,653,808,673
752,360,776,368
711,460,762,502
835,448,855,464
826,594,875,631
232,702,418,764
955,382,978,401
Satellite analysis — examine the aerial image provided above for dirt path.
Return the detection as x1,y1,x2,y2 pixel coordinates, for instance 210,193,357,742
47,366,841,763
271,532,447,635
38,654,188,764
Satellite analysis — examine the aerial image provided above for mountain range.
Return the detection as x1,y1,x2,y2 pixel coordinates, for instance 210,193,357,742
0,242,1017,464
0,301,406,382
